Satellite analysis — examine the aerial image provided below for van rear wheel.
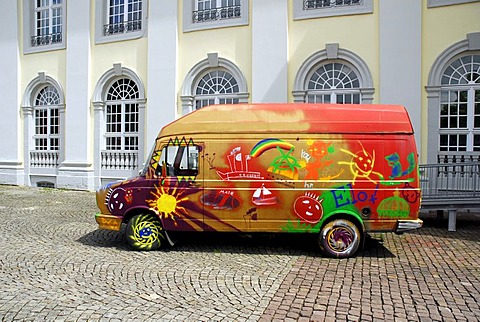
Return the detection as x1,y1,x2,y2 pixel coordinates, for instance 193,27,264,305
126,214,164,251
319,218,361,258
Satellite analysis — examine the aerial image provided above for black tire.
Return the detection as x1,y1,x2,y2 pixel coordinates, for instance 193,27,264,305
319,218,361,258
126,214,164,251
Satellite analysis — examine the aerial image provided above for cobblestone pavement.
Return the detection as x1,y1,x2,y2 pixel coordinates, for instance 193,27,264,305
0,185,479,322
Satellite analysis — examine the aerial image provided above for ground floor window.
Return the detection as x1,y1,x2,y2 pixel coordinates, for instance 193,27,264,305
438,55,480,152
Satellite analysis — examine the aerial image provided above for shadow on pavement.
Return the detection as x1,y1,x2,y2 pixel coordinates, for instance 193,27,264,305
417,211,480,242
78,228,395,258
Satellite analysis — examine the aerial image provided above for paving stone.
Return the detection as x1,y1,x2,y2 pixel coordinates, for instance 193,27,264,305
0,186,479,321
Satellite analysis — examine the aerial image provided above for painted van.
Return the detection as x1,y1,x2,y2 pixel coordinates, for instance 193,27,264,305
95,104,422,258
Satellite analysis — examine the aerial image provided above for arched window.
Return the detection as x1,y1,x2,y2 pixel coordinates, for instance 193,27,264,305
33,85,60,151
181,54,249,115
438,55,480,152
306,62,361,104
105,78,140,151
293,45,374,104
194,69,240,109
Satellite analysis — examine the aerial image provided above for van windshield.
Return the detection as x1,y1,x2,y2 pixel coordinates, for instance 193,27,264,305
139,144,156,176
157,145,199,177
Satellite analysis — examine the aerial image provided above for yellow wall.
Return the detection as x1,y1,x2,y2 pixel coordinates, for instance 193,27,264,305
90,39,149,93
288,4,380,102
177,23,252,103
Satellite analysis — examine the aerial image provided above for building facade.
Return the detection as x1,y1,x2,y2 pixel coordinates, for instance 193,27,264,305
0,0,479,190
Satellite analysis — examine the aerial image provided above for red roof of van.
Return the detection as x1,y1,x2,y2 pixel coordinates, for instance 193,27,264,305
159,103,414,137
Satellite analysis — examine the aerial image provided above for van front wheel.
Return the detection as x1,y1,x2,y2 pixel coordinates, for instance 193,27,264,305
126,214,164,251
319,218,361,258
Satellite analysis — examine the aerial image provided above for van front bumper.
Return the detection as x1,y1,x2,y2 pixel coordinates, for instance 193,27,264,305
95,213,123,231
395,219,423,234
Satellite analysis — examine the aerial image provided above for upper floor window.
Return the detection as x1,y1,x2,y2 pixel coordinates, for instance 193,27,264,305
193,0,241,23
427,0,480,8
439,55,480,152
194,70,240,109
95,0,147,44
34,85,60,151
105,78,140,151
293,0,373,19
183,0,248,32
23,0,66,54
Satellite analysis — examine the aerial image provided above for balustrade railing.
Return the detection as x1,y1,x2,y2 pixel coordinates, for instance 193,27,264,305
30,151,59,168
101,150,138,170
31,33,63,47
419,162,480,201
193,5,241,23
304,0,361,10
104,20,142,36
437,153,480,164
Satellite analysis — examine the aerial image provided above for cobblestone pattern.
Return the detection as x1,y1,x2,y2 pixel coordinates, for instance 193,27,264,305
0,185,479,321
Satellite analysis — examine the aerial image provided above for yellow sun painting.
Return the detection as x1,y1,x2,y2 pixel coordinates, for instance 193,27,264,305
147,184,189,224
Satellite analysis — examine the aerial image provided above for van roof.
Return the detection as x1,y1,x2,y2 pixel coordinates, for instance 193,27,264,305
159,103,414,137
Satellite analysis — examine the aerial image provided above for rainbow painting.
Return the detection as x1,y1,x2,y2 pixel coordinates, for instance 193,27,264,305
250,138,295,158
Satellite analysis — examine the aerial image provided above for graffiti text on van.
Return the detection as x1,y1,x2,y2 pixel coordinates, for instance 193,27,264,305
331,183,379,208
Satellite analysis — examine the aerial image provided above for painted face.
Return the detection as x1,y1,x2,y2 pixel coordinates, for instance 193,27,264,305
309,141,330,158
294,194,323,224
353,150,374,175
107,188,127,213
402,183,420,203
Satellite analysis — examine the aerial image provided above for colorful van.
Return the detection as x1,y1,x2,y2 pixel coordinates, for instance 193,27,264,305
95,104,422,258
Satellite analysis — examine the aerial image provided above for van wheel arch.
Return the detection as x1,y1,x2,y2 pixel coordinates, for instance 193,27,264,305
318,213,364,258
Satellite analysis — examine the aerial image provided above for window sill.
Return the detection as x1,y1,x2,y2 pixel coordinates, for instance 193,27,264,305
24,42,66,55
95,29,146,45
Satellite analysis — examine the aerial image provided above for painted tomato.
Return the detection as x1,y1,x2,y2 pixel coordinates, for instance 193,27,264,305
293,193,324,224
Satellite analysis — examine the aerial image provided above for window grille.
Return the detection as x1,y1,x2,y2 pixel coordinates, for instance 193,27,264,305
439,55,480,152
194,70,240,110
306,62,361,104
33,85,60,151
104,0,143,36
304,0,361,10
31,0,63,47
105,78,140,151
193,0,241,23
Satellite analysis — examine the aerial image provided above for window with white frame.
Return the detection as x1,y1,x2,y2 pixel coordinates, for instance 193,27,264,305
23,0,65,53
105,78,139,151
193,0,241,23
439,55,480,152
194,70,240,109
293,0,373,20
183,0,248,32
95,0,147,43
427,0,480,8
305,62,361,104
34,85,60,151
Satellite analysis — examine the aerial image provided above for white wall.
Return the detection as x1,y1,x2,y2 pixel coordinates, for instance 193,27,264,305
379,0,422,153
57,0,94,189
0,1,23,184
251,0,288,103
146,1,178,148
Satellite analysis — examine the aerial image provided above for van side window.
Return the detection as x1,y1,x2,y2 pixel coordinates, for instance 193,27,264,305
156,145,199,177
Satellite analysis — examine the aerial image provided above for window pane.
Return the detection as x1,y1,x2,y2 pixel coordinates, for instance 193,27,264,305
124,136,138,150
474,135,480,151
35,138,47,150
106,137,121,150
50,138,59,150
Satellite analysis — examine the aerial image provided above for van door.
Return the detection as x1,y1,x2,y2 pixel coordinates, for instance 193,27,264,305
150,142,204,232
